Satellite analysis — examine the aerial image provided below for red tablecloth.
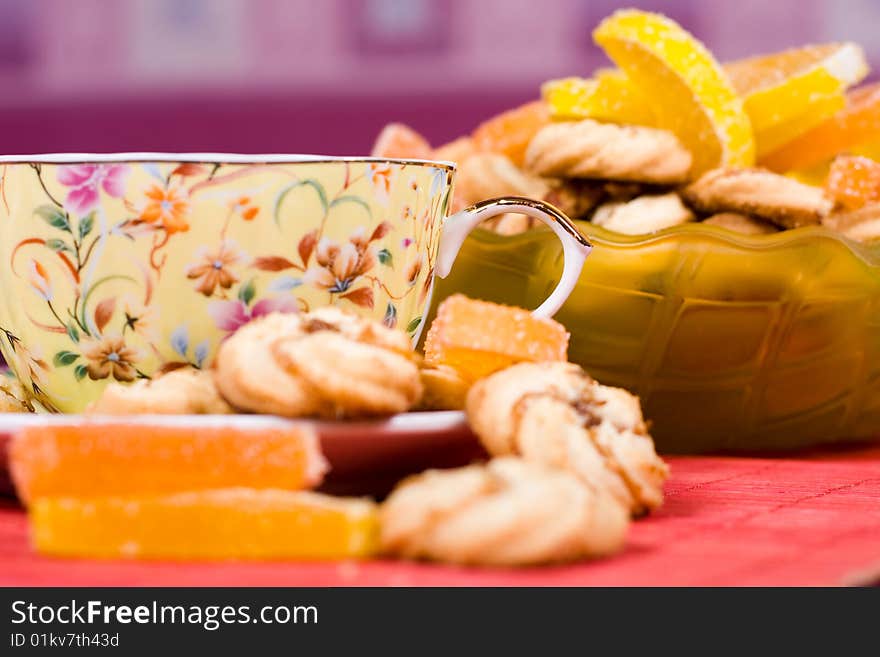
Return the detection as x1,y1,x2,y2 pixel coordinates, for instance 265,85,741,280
2,446,879,587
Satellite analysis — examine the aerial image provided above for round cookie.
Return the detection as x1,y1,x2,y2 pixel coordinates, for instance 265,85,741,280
274,331,421,417
380,457,629,566
88,367,232,415
215,308,422,418
682,167,832,228
466,362,668,515
591,193,694,235
214,312,329,417
525,119,692,184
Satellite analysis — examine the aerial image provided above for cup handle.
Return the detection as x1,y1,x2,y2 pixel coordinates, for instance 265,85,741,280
435,196,592,318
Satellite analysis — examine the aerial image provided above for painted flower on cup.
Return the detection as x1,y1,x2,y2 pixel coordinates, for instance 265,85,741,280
9,158,447,410
230,196,259,221
139,184,190,233
122,296,157,341
368,163,395,205
82,335,139,381
304,229,378,293
208,296,301,334
27,260,52,301
57,164,129,214
186,242,244,297
404,252,423,286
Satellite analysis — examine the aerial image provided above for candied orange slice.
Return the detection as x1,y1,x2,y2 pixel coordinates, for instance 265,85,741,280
593,9,754,175
825,155,880,210
31,488,378,560
761,83,880,172
542,70,656,126
423,295,569,382
472,100,549,167
11,418,327,504
371,123,433,160
754,92,846,157
726,43,867,133
787,139,880,185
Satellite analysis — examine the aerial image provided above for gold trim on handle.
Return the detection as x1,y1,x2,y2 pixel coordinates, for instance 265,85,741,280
466,196,593,249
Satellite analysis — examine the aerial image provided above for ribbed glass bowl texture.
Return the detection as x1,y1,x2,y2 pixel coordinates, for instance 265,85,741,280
432,222,880,453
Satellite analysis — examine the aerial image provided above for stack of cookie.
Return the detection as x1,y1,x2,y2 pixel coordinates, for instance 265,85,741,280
383,361,668,566
75,297,668,567
373,120,843,238
373,8,880,240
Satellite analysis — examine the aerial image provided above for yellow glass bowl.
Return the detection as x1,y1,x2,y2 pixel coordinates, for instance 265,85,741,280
433,222,880,453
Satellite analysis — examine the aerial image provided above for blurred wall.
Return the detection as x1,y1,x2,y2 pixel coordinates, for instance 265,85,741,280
0,0,877,154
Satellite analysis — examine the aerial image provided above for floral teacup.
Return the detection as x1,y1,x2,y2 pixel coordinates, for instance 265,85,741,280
0,154,590,412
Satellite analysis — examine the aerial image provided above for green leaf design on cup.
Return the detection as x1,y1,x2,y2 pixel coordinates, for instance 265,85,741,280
53,350,80,367
383,302,397,328
35,205,70,232
238,279,256,305
274,179,328,226
78,213,95,240
45,238,70,253
377,248,393,266
73,364,88,381
329,195,372,218
65,323,80,344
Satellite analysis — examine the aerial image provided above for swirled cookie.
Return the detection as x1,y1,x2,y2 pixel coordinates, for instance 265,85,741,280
591,192,694,234
214,312,328,417
87,367,233,415
380,457,629,566
682,167,833,228
466,362,668,515
524,119,692,184
215,308,422,418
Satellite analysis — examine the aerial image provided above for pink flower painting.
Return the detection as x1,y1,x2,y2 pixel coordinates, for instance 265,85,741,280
208,296,301,334
57,164,130,214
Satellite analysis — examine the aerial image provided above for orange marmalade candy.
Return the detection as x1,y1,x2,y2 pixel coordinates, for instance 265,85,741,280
424,295,569,382
761,83,880,172
30,488,378,560
472,100,549,167
825,155,880,210
10,419,327,505
371,123,433,160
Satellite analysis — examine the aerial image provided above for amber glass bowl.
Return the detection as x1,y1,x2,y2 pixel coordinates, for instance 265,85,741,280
432,222,880,453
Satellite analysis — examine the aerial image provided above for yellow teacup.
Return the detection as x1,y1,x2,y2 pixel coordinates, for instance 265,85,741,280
0,154,590,412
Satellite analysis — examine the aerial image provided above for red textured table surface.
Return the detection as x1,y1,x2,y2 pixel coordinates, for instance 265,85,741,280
2,446,879,587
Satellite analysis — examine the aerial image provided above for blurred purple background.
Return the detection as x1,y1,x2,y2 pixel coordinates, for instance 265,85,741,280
0,0,878,155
